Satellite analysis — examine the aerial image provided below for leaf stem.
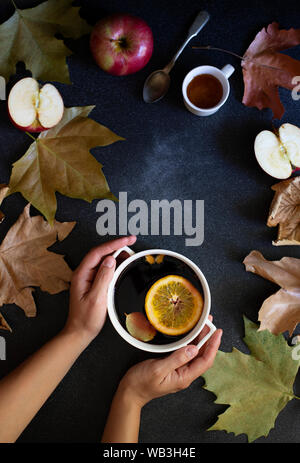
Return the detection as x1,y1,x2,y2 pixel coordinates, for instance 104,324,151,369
294,395,300,400
10,0,18,10
25,131,38,142
192,45,284,73
192,45,245,61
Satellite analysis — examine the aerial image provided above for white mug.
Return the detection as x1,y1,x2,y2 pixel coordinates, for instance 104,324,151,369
182,64,235,116
107,246,216,353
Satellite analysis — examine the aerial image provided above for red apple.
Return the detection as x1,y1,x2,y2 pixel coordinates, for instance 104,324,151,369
8,77,64,133
90,13,153,76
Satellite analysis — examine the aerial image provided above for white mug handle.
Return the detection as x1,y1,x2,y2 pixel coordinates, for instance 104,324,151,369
221,64,235,79
113,245,135,259
196,318,216,349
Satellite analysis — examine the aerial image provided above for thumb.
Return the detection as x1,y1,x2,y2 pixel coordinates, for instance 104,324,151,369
157,345,199,373
90,255,116,297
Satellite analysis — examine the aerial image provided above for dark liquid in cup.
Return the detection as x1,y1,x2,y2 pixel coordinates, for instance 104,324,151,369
114,254,204,345
187,74,223,109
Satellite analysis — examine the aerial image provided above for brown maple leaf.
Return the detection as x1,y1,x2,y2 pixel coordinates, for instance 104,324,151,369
8,106,123,224
242,22,300,119
243,250,300,335
0,312,11,332
0,184,11,330
267,176,300,245
0,204,75,321
0,184,9,223
0,0,91,84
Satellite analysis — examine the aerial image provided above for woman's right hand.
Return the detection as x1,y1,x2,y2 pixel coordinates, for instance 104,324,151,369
118,315,222,408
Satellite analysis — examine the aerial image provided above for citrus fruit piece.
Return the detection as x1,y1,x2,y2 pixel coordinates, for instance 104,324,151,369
145,275,203,336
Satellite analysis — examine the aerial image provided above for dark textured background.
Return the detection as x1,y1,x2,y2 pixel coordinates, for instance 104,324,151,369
0,0,299,444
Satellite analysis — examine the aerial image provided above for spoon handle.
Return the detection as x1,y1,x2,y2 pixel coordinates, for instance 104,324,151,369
164,10,210,73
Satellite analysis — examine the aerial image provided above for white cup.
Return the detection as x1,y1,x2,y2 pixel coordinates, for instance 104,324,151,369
107,246,216,353
182,64,235,116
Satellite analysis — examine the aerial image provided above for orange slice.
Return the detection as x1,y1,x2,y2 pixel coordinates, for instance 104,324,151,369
145,275,203,336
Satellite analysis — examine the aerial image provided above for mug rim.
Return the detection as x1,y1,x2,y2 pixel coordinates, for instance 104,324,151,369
107,248,211,353
182,65,230,113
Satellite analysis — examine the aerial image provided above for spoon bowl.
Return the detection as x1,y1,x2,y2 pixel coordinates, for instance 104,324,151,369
142,10,210,103
143,70,170,103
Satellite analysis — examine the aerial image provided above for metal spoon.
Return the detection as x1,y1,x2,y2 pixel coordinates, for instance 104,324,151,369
143,10,210,103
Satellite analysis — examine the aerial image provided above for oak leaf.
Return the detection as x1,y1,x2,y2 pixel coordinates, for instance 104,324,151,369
203,316,300,442
7,106,123,224
267,176,300,245
242,22,300,119
244,250,300,335
0,204,75,324
0,0,91,84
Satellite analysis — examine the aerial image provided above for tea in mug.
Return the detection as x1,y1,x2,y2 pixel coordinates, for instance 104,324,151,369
114,254,204,345
187,74,223,109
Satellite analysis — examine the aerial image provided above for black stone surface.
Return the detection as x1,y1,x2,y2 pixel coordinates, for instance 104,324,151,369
0,0,299,443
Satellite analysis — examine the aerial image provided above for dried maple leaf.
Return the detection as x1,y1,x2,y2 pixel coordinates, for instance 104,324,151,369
0,204,75,320
267,176,300,245
0,184,9,223
0,0,91,84
7,106,123,224
203,317,300,443
0,184,10,330
243,250,300,335
242,22,300,119
0,312,11,332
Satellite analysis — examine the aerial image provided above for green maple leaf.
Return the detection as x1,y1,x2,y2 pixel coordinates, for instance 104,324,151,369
7,106,124,224
202,316,300,442
0,0,91,83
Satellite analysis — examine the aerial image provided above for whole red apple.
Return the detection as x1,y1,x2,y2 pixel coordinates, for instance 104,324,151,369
90,14,153,76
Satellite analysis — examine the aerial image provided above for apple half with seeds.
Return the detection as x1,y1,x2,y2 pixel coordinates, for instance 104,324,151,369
254,123,300,179
125,312,156,342
8,77,64,133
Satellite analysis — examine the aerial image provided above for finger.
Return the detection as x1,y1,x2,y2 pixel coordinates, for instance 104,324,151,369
156,344,199,373
156,316,214,373
89,255,116,301
181,329,222,382
76,236,136,275
73,236,136,293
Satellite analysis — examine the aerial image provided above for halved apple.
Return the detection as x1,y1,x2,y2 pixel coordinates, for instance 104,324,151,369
254,123,300,179
8,77,64,133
